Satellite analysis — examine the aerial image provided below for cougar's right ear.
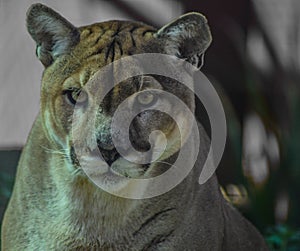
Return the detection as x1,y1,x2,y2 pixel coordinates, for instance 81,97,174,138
156,13,212,70
26,3,80,67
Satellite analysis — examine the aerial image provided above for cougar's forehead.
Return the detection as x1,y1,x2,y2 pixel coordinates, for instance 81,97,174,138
42,21,157,90
76,21,156,63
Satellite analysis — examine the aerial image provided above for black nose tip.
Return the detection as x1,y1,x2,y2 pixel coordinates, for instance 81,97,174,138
98,147,120,166
96,138,120,165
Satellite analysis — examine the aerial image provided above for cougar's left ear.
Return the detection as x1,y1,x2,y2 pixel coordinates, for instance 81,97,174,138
156,13,212,69
26,3,80,67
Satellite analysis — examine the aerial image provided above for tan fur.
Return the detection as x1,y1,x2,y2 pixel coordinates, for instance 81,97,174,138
2,4,269,250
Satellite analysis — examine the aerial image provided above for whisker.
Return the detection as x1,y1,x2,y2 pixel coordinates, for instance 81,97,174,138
40,145,69,157
71,167,83,176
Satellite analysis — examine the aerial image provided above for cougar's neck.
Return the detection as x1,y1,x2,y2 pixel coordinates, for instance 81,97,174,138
59,163,197,246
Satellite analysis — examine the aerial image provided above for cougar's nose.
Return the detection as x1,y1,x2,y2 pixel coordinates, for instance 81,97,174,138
99,148,120,166
97,138,120,166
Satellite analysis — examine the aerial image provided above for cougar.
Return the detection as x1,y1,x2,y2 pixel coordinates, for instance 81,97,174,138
2,3,269,250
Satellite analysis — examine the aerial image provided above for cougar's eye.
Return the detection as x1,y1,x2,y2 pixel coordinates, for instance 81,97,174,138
63,88,88,106
136,91,157,107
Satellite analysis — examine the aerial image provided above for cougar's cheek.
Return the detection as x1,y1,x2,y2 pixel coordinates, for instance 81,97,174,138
42,107,66,147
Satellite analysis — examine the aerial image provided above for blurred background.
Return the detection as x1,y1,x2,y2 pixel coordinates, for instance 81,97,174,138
1,0,300,249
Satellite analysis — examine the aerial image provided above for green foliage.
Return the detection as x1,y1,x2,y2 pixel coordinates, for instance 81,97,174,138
265,225,300,251
0,171,14,199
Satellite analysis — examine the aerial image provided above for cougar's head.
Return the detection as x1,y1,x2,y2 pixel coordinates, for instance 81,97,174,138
26,3,211,196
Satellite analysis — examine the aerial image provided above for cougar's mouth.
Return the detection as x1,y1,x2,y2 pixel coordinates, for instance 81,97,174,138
69,145,154,195
70,145,149,179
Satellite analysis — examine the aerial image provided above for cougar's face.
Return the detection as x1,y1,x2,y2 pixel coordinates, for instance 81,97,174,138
63,71,193,193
